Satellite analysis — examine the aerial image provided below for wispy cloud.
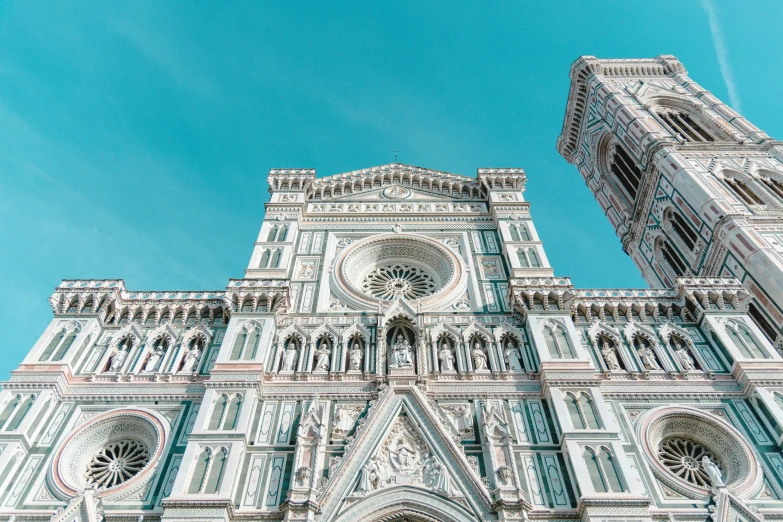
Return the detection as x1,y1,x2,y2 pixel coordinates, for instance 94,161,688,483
700,0,741,111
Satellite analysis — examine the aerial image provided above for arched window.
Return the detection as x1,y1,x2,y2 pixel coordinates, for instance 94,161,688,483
230,330,247,360
519,225,531,241
725,177,763,206
259,250,271,269
0,396,21,430
52,330,77,361
267,226,278,242
582,396,601,429
270,250,282,269
517,249,529,267
204,448,228,494
40,330,65,361
566,394,586,429
657,110,714,142
658,239,687,277
598,449,625,492
760,176,783,202
208,395,228,430
188,449,211,494
528,249,541,268
243,328,259,361
667,211,698,251
609,144,643,201
509,226,520,242
726,323,766,359
277,225,288,242
584,448,607,492
748,303,778,344
223,396,242,430
543,323,574,359
5,395,34,431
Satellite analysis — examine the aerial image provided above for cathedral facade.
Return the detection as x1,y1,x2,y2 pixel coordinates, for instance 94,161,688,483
1,57,783,522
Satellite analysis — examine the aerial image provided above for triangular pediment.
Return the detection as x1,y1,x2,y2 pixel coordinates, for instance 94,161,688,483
317,387,493,521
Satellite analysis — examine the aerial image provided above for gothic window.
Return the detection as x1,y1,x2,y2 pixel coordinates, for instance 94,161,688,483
609,144,643,201
528,249,541,267
223,396,242,430
270,249,282,269
267,226,278,242
657,110,714,142
509,226,520,242
658,238,687,277
277,225,288,242
259,250,271,268
748,303,778,344
725,177,763,206
1,394,35,431
543,323,574,359
517,249,529,267
760,176,783,202
583,447,625,493
188,449,211,494
566,392,601,430
208,393,243,430
666,210,699,252
725,322,766,359
204,448,227,494
519,225,531,241
230,326,260,361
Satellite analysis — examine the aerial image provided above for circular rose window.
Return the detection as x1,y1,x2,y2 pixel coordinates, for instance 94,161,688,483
637,406,762,499
51,409,168,498
332,234,467,311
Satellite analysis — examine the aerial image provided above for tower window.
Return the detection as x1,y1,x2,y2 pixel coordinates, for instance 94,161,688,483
659,239,687,277
609,145,643,201
760,177,783,203
658,110,714,142
748,303,778,344
725,178,763,206
668,212,698,251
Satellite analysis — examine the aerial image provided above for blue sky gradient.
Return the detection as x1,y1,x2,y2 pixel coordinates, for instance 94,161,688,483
1,1,782,379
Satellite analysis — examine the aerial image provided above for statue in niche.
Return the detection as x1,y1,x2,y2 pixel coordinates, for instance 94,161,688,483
282,343,298,371
438,342,455,372
143,342,165,372
180,342,202,373
314,343,331,372
503,340,523,370
673,339,695,371
107,346,128,373
636,339,661,371
349,341,364,371
472,342,488,371
601,342,621,371
389,334,413,368
702,456,725,488
333,406,361,434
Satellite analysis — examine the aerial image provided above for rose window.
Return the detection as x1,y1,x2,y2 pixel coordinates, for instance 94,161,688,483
361,264,437,301
85,439,151,489
658,437,721,487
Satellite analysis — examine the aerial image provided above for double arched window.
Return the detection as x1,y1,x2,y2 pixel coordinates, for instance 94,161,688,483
663,208,699,253
208,393,243,431
724,321,766,359
267,225,289,242
259,249,282,269
543,322,574,359
656,109,714,142
508,224,531,242
583,446,625,493
565,392,601,429
725,177,764,206
656,238,687,277
0,394,36,431
230,324,261,361
188,447,228,494
608,143,643,201
517,248,541,268
40,325,80,362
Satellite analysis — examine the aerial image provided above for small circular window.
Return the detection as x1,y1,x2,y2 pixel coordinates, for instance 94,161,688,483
86,439,151,489
658,437,721,488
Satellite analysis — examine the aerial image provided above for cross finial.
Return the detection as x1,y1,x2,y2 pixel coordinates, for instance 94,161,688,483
392,150,399,162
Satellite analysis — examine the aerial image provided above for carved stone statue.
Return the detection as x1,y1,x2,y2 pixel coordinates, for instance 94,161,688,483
423,455,451,494
108,347,127,373
142,346,164,372
349,344,363,371
636,343,660,371
702,456,725,488
472,343,488,371
674,343,695,371
444,405,472,434
314,345,331,372
389,334,413,368
504,341,523,370
282,345,298,371
333,406,361,434
438,344,455,372
180,344,201,373
357,457,381,494
601,342,621,371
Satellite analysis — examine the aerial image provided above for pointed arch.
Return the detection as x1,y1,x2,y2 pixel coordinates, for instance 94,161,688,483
270,249,282,269
208,394,228,430
723,319,766,359
259,249,271,268
188,448,212,494
542,320,574,359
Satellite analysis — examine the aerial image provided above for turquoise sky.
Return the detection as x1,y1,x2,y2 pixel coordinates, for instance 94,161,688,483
1,1,781,379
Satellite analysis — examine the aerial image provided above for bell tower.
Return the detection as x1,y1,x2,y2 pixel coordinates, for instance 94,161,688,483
557,55,783,349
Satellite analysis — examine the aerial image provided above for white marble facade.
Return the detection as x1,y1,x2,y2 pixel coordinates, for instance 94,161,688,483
2,58,783,522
